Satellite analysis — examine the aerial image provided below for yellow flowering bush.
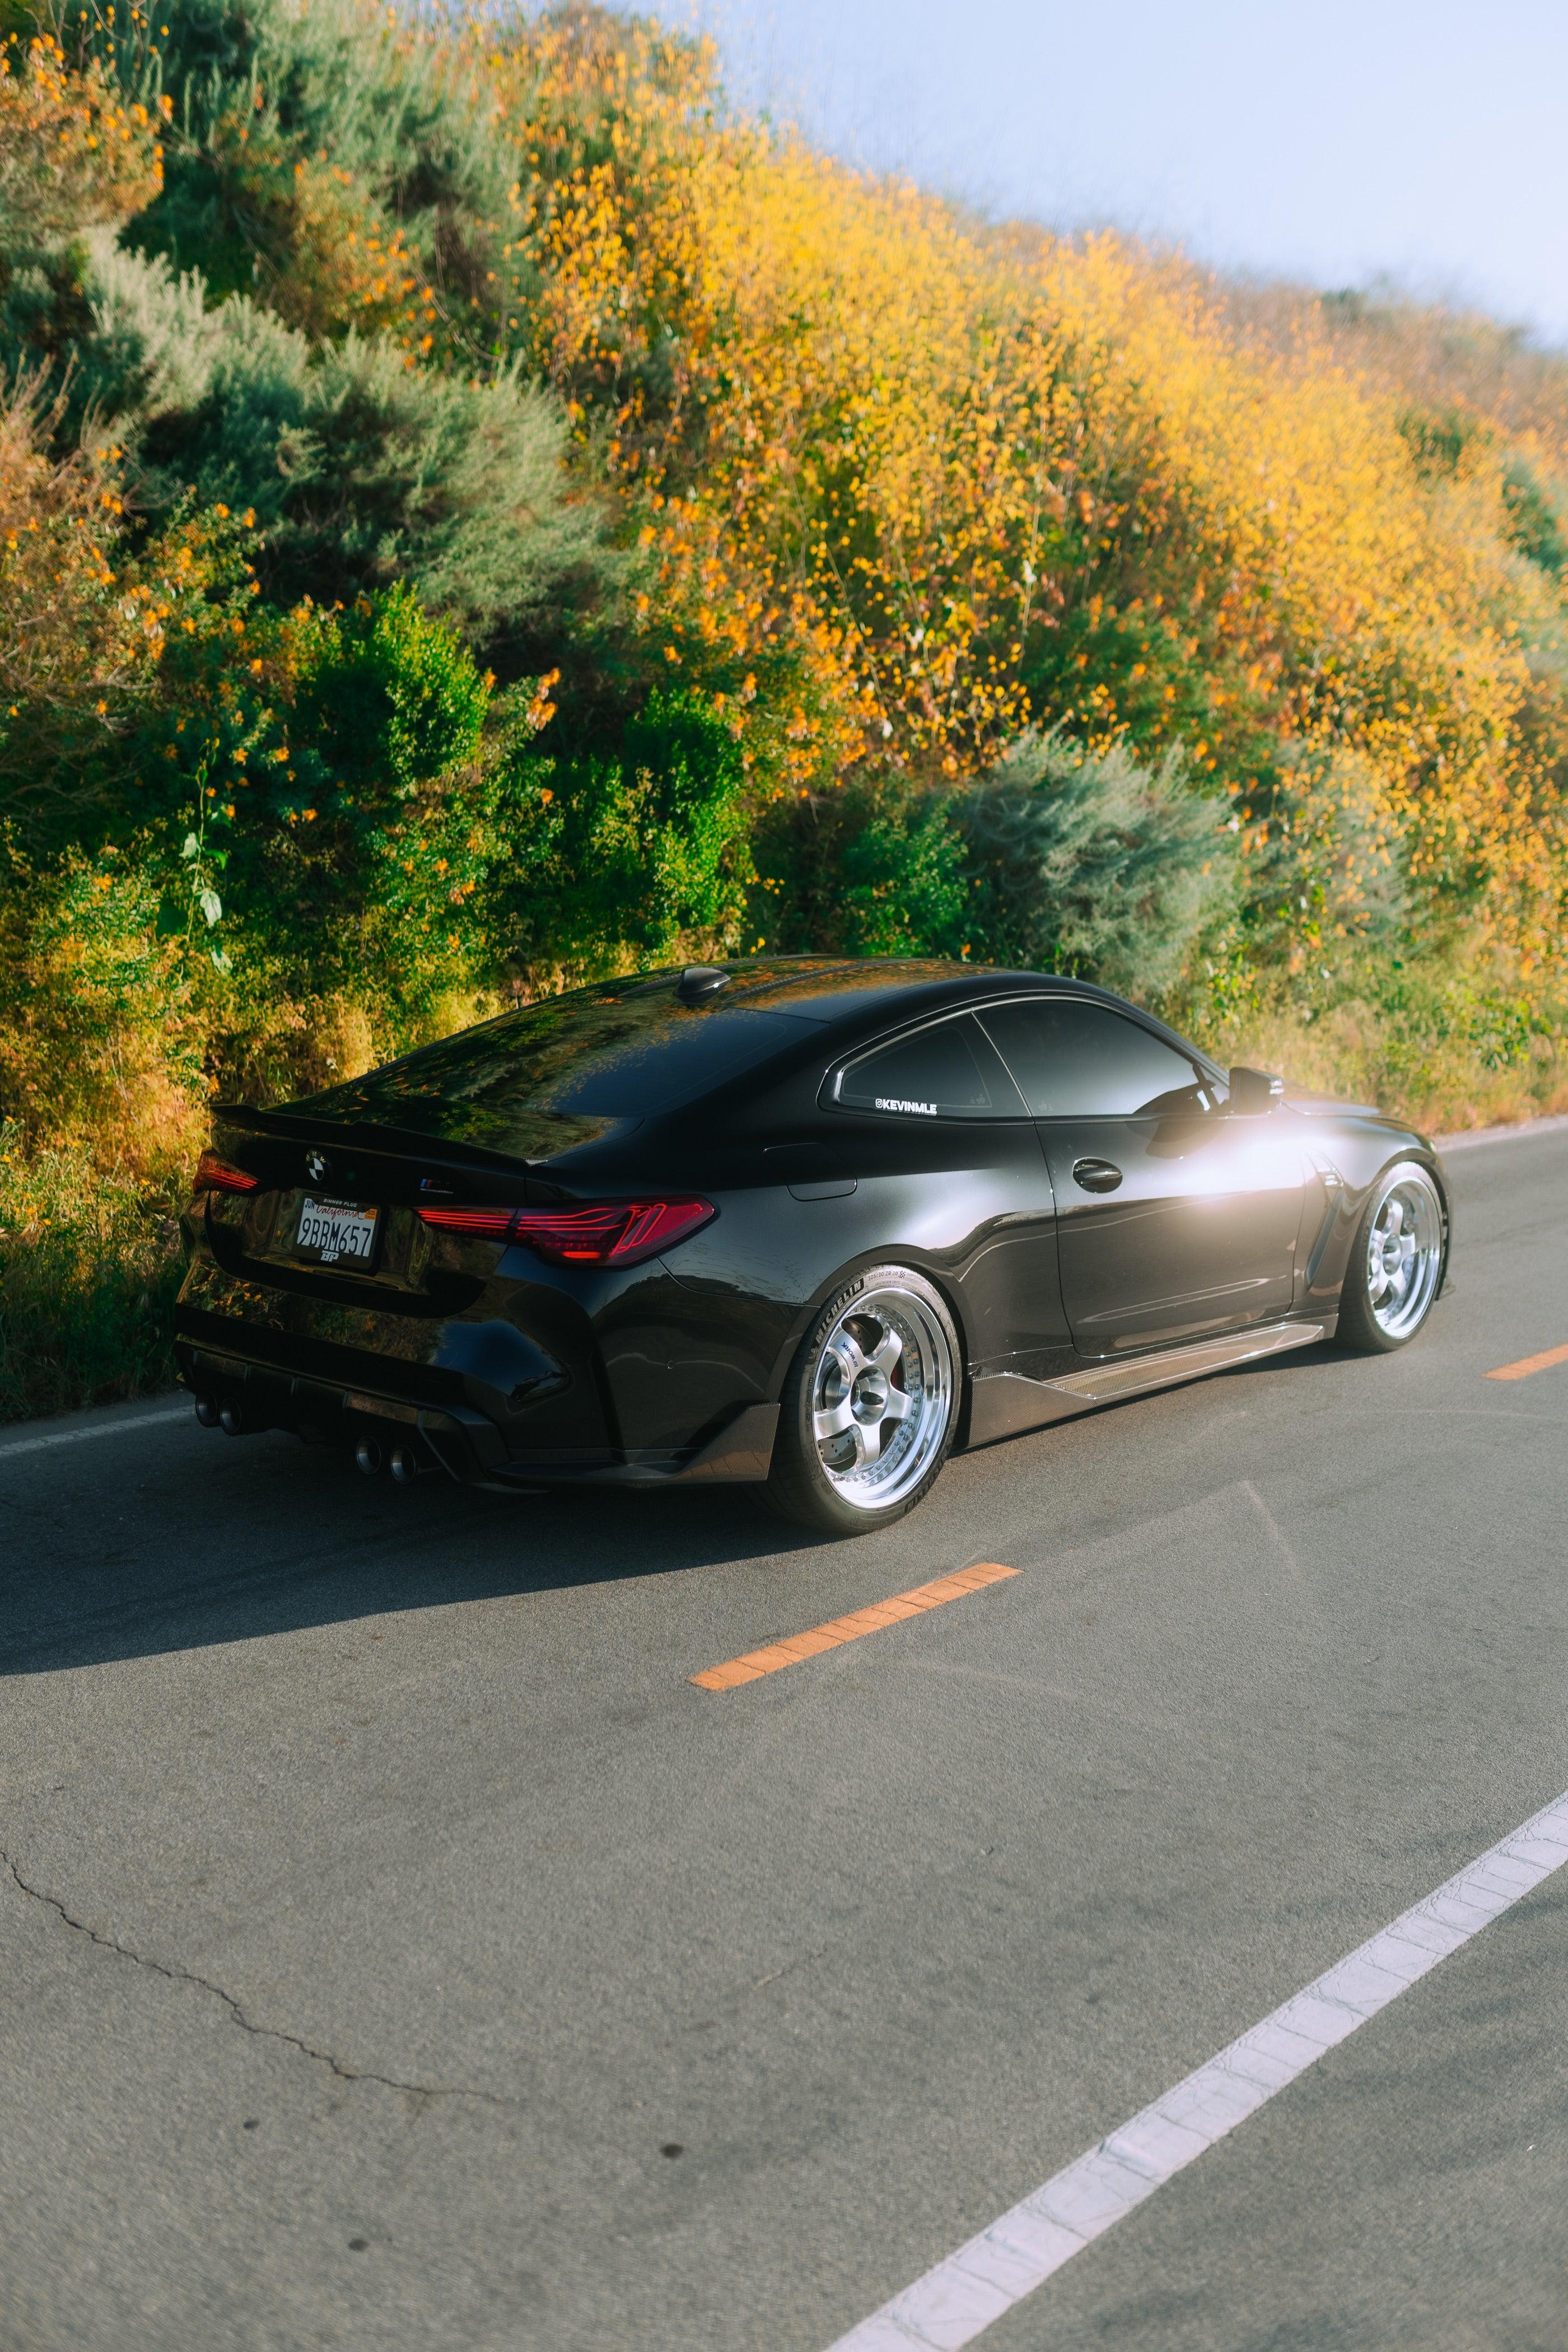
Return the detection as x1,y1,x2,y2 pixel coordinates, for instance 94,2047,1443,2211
0,27,166,243
441,9,1565,965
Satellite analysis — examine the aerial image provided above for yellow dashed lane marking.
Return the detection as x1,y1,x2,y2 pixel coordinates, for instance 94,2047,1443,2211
1486,1341,1568,1382
690,1561,1019,1691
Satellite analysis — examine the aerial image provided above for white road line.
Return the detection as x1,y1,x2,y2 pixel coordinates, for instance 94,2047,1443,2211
828,1783,1568,2351
0,1404,189,1461
1436,1110,1568,1152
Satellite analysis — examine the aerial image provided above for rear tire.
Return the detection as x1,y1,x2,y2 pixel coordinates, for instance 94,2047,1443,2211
762,1265,960,1535
1336,1160,1446,1354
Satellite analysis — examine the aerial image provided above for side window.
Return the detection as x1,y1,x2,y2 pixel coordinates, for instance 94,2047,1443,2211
834,1013,1026,1120
978,999,1203,1117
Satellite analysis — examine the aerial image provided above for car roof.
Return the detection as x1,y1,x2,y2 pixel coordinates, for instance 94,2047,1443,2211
665,955,1198,1038
664,956,1091,1022
656,957,1223,1085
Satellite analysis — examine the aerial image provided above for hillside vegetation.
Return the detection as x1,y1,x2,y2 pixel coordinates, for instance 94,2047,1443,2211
3,0,1567,1415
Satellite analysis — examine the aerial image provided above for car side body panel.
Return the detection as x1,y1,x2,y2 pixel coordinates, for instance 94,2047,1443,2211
1038,1106,1307,1354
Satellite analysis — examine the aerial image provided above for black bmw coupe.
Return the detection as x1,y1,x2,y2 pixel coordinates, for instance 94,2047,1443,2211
177,958,1450,1532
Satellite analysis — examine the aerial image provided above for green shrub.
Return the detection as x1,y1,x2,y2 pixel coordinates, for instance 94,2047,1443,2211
833,794,972,958
956,730,1238,994
125,584,517,1020
287,584,491,811
66,245,622,650
1501,460,1567,576
1238,740,1409,968
0,841,206,1172
496,689,755,974
0,1131,184,1419
748,772,972,960
122,0,513,334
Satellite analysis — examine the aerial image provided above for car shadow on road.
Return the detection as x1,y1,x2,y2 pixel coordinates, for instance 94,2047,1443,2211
2,1336,1380,1679
0,1426,797,1676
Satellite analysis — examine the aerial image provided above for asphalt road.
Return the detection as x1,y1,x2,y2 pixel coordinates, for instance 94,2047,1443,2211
4,1124,1567,2352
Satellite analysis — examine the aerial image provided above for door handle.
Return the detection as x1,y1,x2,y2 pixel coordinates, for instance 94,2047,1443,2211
1072,1158,1124,1194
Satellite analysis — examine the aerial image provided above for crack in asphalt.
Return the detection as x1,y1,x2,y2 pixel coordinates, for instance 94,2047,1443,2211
2,1849,515,2109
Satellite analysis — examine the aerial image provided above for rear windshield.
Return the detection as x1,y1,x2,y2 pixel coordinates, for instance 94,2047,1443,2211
298,983,814,1155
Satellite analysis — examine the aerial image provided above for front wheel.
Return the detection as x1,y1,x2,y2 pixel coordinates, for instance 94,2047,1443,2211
762,1266,960,1534
1336,1159,1446,1353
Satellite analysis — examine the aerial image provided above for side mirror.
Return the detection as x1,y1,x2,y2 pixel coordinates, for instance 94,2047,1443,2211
1228,1065,1285,1116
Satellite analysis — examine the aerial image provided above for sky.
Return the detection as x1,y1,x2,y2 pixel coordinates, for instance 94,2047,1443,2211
693,0,1568,345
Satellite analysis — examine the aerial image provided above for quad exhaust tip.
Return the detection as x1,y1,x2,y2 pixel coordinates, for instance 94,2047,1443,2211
357,1436,422,1481
195,1393,253,1436
201,1411,420,1481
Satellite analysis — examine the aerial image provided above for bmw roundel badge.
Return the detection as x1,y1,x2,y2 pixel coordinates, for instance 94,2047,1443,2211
306,1150,329,1184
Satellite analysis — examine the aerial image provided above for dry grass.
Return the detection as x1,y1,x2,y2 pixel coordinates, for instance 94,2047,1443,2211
0,1134,184,1421
1229,1006,1568,1135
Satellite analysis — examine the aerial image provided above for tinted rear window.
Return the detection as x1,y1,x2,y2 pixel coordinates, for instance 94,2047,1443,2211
300,986,814,1155
835,1014,1026,1119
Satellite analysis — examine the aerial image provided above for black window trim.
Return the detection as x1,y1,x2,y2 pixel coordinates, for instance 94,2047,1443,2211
824,989,1226,1124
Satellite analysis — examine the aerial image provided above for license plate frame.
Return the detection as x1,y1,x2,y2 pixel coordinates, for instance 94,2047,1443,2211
293,1195,381,1271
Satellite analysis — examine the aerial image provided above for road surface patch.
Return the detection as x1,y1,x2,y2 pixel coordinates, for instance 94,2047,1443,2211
826,1780,1568,2350
1485,1341,1568,1382
0,1404,188,1460
689,1563,1018,1691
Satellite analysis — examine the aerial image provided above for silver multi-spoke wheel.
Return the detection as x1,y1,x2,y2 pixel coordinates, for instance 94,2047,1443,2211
1362,1162,1444,1341
765,1264,962,1532
809,1284,954,1513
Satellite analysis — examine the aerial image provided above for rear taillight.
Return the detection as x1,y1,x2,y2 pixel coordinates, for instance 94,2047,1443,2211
516,1200,716,1265
411,1206,516,1238
414,1197,714,1268
194,1151,258,1196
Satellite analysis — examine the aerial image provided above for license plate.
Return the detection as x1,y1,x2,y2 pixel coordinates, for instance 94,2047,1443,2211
295,1196,380,1268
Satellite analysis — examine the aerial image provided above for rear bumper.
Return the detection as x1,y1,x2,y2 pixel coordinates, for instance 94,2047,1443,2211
174,1324,778,1490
